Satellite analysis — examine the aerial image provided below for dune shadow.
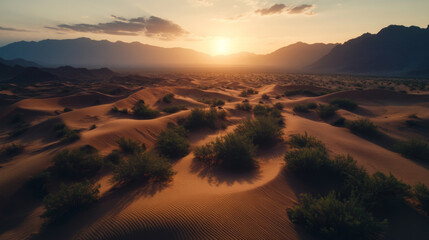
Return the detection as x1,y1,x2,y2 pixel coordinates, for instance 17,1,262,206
190,159,262,186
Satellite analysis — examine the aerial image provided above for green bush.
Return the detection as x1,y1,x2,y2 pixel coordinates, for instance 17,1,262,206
235,102,252,111
211,99,225,107
345,172,411,211
63,107,73,112
262,94,269,100
52,145,102,180
132,100,160,119
195,132,257,171
414,183,429,214
0,143,24,158
89,124,97,130
112,150,175,183
274,102,284,110
53,122,81,143
293,104,310,113
345,118,378,136
240,88,258,97
288,132,326,150
163,105,187,114
284,147,330,177
26,171,50,198
235,116,283,146
156,125,190,158
253,104,271,116
394,138,429,162
284,89,326,97
183,108,224,130
317,104,338,119
287,192,387,240
116,137,145,154
330,98,358,110
162,93,175,103
42,181,100,221
105,149,122,166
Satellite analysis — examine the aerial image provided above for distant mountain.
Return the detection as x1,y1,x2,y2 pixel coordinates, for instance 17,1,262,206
0,57,41,68
214,42,337,69
0,38,212,68
0,63,115,83
310,25,429,76
0,38,336,70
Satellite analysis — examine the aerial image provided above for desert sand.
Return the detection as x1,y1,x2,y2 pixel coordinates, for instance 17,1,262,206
1,72,428,240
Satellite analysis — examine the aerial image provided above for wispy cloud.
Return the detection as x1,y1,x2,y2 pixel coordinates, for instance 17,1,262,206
47,15,188,40
0,26,29,32
254,3,287,16
288,4,314,14
219,3,315,21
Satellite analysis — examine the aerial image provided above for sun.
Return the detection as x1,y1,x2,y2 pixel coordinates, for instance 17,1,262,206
213,37,231,55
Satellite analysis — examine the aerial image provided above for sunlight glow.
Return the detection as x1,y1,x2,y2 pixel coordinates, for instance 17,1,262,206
213,37,231,56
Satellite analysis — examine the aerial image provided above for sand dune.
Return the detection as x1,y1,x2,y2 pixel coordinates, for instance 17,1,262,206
1,77,429,240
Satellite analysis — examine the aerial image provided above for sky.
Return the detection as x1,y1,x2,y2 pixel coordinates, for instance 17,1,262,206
0,0,428,56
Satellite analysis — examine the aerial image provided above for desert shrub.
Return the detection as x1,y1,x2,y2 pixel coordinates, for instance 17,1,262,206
112,150,175,183
394,138,429,162
0,143,24,158
284,89,326,97
287,192,387,240
293,104,310,113
414,183,429,214
253,104,271,116
163,105,187,114
183,108,224,130
306,102,317,109
53,122,81,143
262,94,269,100
194,144,216,164
240,88,258,97
284,147,330,177
195,132,257,171
105,150,122,166
89,124,97,130
235,116,283,146
116,137,145,154
162,93,175,103
274,102,284,110
213,133,257,171
132,100,160,119
332,117,346,126
111,106,119,112
42,181,100,222
317,104,338,119
235,102,252,111
63,107,73,112
288,132,325,150
345,118,378,136
211,99,225,107
345,172,411,211
8,124,29,138
156,125,190,158
52,145,102,180
26,171,50,198
330,98,358,110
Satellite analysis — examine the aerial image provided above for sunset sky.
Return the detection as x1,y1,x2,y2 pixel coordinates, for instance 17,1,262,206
1,0,428,55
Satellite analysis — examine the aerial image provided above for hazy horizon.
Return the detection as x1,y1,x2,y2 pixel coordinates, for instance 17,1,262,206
1,0,428,56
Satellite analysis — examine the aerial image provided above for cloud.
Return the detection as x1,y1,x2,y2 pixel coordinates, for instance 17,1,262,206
288,4,313,14
48,15,188,40
254,3,314,16
255,3,286,15
0,26,28,32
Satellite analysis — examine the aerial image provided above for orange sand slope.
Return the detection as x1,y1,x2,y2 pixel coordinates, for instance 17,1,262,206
1,78,429,240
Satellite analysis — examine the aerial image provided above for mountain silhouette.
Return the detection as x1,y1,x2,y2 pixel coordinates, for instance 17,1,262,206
0,38,335,70
310,25,429,76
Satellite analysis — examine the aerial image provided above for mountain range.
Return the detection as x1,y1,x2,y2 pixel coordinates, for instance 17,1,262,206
0,24,428,77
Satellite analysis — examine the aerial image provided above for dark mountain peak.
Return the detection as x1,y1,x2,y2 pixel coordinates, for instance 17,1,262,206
311,24,429,76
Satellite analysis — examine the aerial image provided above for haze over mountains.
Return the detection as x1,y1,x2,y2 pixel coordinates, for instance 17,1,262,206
0,25,428,76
